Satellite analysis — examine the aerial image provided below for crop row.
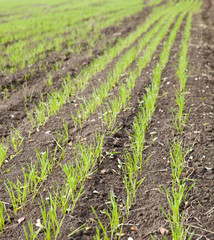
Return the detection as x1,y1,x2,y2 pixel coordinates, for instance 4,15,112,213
0,0,144,74
159,3,202,239
0,0,202,239
26,2,181,129
88,0,201,239
0,2,148,101
93,1,201,239
0,2,169,169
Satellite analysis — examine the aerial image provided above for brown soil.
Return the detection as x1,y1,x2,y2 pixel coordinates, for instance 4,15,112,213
0,6,152,139
0,1,213,239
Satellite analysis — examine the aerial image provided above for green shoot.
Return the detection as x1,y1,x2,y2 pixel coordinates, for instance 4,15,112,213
5,176,30,214
39,195,65,240
160,140,195,240
0,138,8,169
0,201,10,232
46,73,53,87
92,189,124,240
23,220,40,240
10,127,24,153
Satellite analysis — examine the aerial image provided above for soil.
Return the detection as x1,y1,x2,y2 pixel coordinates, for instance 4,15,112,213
0,1,213,239
0,5,153,139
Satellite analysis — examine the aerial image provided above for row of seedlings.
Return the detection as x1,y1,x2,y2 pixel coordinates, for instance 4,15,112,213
0,4,162,168
25,4,169,128
0,2,169,236
58,2,183,128
0,0,145,74
0,2,169,193
159,2,202,239
90,1,200,239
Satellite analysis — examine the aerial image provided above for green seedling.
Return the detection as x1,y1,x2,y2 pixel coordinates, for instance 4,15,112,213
0,201,10,232
61,119,69,145
23,220,40,240
5,146,58,214
24,73,30,82
39,195,64,240
10,127,24,153
92,189,124,240
46,73,53,87
5,176,30,214
24,93,28,104
171,95,190,134
55,132,104,214
159,140,195,240
35,147,57,181
53,133,67,162
120,152,150,218
3,87,8,100
54,119,69,148
54,62,60,71
61,163,85,213
10,82,15,91
0,201,5,232
25,105,36,128
68,223,87,237
54,182,74,215
0,138,8,169
24,161,41,199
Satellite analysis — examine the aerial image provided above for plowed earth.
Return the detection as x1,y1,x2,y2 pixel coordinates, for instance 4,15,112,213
0,1,213,240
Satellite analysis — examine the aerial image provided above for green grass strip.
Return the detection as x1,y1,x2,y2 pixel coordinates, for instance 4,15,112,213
72,0,189,127
27,5,169,128
121,0,198,218
100,1,191,130
0,0,144,73
91,1,198,238
160,2,202,240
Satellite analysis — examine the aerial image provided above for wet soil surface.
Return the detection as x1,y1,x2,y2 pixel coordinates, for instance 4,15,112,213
0,1,213,239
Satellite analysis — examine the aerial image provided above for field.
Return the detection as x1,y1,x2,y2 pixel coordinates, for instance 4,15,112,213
0,0,213,239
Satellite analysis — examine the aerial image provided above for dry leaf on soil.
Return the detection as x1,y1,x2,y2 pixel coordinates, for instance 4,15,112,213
101,169,107,174
18,217,26,224
130,225,137,231
159,227,169,235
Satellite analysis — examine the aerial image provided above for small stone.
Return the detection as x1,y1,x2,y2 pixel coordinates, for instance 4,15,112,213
93,190,99,194
45,130,51,134
18,217,26,224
